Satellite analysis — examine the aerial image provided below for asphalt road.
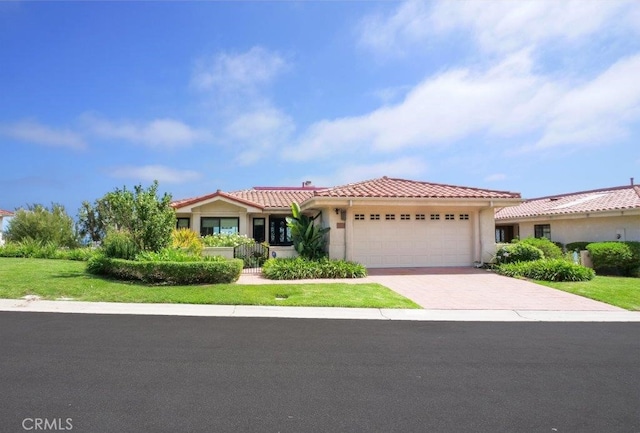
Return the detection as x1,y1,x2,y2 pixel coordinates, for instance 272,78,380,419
0,312,639,433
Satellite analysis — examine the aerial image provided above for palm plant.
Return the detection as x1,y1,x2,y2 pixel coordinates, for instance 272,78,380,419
286,202,330,260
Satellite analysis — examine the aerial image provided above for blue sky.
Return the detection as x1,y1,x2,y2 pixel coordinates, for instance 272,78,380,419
2,0,640,217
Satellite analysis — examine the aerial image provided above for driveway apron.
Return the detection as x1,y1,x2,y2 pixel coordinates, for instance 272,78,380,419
366,268,623,311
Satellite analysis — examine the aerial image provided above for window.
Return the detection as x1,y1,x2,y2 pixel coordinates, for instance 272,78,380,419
459,214,469,220
430,214,440,220
385,214,396,220
416,214,426,220
400,214,410,220
253,218,266,243
269,216,292,246
370,214,380,220
445,214,455,220
200,217,239,236
176,218,190,229
355,214,365,220
534,224,551,240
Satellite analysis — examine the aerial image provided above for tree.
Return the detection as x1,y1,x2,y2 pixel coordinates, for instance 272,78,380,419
77,181,176,252
6,203,78,248
286,202,330,260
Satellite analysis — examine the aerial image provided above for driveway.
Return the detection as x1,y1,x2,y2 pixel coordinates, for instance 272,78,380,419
239,267,622,311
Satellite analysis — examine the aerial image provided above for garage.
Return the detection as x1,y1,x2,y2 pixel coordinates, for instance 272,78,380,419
351,210,473,267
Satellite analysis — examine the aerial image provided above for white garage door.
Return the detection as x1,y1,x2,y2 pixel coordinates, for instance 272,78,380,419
351,211,473,267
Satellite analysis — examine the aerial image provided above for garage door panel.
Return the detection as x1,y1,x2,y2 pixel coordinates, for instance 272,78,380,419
352,212,472,267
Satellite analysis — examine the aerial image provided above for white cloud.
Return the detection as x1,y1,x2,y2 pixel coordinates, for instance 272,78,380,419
107,165,201,184
225,106,295,166
485,173,507,182
82,115,210,148
191,46,287,93
0,120,85,150
305,157,428,187
286,51,640,161
359,0,638,55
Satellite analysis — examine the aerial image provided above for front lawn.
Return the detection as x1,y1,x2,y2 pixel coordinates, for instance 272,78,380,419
0,258,420,309
537,276,640,311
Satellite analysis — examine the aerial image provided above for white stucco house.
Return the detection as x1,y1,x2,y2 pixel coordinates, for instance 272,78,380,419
0,209,13,246
171,176,521,268
495,181,640,245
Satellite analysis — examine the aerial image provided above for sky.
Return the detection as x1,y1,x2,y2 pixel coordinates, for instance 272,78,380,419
2,0,640,219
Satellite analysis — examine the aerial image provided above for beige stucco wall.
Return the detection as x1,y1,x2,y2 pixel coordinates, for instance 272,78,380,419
478,207,497,263
516,214,640,244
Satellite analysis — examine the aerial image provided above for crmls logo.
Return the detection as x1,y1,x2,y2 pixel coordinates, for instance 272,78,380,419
22,418,73,431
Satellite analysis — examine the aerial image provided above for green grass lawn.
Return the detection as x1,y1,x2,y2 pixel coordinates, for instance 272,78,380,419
537,276,640,311
0,258,420,309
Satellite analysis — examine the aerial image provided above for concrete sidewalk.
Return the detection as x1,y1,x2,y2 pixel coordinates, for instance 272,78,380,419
0,298,639,322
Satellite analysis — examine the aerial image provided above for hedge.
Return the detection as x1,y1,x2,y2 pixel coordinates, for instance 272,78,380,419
87,255,243,284
517,237,563,259
586,241,640,276
262,257,367,280
496,259,595,282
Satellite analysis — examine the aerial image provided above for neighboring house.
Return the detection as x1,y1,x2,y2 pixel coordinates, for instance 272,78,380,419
0,209,14,246
495,181,640,245
172,177,521,268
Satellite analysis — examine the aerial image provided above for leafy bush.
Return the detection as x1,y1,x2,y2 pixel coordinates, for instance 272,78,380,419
262,257,367,280
136,248,225,263
102,230,139,260
5,203,78,248
586,242,636,276
0,241,96,261
171,228,203,256
202,233,255,248
496,259,595,282
495,242,545,264
86,256,243,284
566,242,591,252
286,202,330,260
518,237,563,259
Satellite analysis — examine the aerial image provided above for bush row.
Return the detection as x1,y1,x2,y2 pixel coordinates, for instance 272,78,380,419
496,259,595,282
0,240,96,261
86,255,243,284
262,257,367,280
586,241,640,277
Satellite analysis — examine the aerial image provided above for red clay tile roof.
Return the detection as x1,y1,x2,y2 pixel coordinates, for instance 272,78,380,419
495,185,640,219
171,187,323,210
313,177,521,199
0,209,13,217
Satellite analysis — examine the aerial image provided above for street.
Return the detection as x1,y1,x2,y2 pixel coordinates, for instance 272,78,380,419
1,312,639,432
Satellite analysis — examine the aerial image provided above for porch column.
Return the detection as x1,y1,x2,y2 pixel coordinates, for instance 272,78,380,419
192,211,201,236
345,207,354,262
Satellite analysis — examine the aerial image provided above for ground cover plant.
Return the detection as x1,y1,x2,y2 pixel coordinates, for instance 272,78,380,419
496,259,595,282
262,257,367,279
0,258,418,308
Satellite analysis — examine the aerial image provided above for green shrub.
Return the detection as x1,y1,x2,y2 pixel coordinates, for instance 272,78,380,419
623,241,640,276
136,248,226,263
171,228,203,256
202,233,255,248
496,259,595,282
86,256,243,284
102,230,139,260
0,241,96,261
566,242,591,252
495,242,544,264
518,237,563,259
262,257,367,280
586,242,636,276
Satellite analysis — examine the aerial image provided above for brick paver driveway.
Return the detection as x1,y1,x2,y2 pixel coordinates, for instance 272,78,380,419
367,268,622,311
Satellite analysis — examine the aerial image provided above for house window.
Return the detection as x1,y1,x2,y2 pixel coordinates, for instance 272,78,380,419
430,214,440,220
416,214,425,220
176,218,190,229
534,224,551,240
253,218,266,243
459,214,469,220
200,217,239,236
370,214,380,220
355,214,365,220
400,214,410,220
385,214,396,220
445,214,455,220
269,216,292,246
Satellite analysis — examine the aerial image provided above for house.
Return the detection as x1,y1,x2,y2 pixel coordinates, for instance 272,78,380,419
0,209,13,245
495,180,640,245
172,176,521,268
